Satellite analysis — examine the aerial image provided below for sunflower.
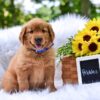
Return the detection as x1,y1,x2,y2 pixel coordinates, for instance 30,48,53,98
85,18,100,33
87,38,100,55
72,39,89,57
74,29,96,42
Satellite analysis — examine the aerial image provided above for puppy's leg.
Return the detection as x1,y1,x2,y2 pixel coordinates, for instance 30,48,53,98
17,71,29,91
45,66,56,92
2,71,18,93
39,82,46,89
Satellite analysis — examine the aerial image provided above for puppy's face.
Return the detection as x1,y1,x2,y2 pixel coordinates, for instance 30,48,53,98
19,18,55,51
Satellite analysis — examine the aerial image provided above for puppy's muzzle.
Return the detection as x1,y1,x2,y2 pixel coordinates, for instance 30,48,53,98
35,37,43,45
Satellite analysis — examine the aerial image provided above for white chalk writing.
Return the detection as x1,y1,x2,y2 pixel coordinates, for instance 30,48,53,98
82,69,98,76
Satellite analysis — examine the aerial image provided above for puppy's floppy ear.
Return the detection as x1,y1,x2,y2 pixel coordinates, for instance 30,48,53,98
19,26,26,44
48,24,55,42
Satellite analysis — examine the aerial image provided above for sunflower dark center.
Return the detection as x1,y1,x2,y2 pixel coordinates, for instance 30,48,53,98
83,35,91,41
91,26,99,32
98,38,100,42
78,43,82,51
89,42,97,52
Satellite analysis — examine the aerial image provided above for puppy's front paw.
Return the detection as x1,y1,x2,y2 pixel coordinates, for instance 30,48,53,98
49,87,57,92
10,89,18,94
19,85,29,92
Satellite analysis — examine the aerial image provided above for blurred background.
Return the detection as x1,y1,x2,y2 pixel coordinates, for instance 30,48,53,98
0,0,100,28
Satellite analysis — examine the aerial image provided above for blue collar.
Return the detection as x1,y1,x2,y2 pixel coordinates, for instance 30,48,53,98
30,43,54,54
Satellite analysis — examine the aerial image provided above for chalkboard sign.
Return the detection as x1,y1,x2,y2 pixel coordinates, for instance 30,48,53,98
76,55,100,84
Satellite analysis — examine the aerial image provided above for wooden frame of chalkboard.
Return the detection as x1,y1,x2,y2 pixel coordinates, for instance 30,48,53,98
76,54,100,84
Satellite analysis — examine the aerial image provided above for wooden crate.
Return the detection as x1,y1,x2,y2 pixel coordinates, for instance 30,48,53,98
61,56,78,84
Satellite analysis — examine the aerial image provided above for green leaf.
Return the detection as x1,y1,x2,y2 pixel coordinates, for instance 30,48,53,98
57,36,73,57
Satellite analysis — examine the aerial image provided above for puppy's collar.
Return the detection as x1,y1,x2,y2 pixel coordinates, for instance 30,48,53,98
30,43,54,53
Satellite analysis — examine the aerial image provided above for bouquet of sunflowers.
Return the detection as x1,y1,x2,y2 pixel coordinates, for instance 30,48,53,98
57,18,100,57
73,18,100,57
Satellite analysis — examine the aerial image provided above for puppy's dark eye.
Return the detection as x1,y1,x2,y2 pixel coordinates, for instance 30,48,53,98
42,29,48,33
29,30,34,34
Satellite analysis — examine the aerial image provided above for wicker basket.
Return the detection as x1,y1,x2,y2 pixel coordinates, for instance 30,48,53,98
61,55,78,84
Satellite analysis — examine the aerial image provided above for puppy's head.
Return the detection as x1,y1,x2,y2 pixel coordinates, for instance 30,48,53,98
19,18,55,51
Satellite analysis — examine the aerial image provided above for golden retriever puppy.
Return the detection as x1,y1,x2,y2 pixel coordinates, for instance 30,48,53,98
2,18,56,93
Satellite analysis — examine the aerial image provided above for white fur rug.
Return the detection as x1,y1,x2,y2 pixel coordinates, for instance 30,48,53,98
0,83,100,100
0,14,100,100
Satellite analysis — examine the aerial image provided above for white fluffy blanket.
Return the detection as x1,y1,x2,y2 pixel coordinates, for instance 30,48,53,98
0,83,100,100
0,14,100,100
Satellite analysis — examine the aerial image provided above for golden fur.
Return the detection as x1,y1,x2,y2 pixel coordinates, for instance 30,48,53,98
2,18,56,92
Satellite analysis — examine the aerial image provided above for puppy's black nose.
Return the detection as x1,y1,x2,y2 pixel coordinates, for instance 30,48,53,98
35,38,42,44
